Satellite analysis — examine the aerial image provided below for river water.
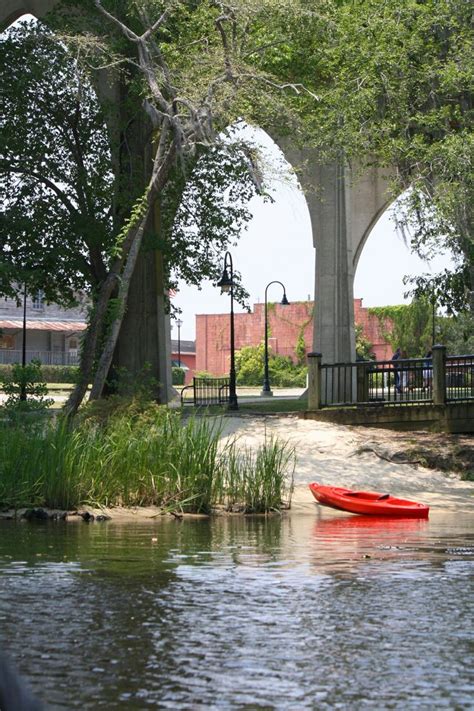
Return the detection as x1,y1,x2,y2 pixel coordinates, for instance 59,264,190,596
0,511,473,710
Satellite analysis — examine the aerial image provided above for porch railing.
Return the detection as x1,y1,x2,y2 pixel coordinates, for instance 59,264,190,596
309,346,474,409
0,350,80,366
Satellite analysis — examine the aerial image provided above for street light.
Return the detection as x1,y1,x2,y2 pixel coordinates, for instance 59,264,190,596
176,318,183,369
20,282,27,401
217,251,238,410
261,281,289,397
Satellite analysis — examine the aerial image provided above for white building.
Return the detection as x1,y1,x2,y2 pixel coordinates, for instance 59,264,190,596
0,290,87,365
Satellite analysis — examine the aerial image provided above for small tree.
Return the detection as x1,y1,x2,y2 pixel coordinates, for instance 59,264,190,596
0,360,54,417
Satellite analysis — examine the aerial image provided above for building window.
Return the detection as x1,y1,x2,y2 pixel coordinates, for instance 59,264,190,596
32,290,44,310
0,334,15,349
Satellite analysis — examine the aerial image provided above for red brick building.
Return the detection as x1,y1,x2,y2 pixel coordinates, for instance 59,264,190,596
196,299,392,376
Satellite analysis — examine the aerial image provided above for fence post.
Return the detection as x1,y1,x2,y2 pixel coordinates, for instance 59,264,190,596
432,344,446,405
307,352,322,410
356,362,369,403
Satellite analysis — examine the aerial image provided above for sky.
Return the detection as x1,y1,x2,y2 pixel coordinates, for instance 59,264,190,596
174,127,453,341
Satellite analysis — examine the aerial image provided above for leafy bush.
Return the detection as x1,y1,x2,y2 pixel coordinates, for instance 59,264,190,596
0,364,79,383
235,344,307,387
0,359,54,420
172,366,186,385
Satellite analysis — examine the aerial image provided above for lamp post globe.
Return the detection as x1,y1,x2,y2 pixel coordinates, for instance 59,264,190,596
260,281,290,397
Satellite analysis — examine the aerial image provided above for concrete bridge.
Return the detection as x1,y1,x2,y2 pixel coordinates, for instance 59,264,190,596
2,0,395,400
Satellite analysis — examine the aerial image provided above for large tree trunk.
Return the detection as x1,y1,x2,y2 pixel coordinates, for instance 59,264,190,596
88,141,176,403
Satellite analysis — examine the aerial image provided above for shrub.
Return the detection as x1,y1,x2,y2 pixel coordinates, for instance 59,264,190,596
172,367,186,385
0,359,54,421
235,344,307,387
0,364,79,384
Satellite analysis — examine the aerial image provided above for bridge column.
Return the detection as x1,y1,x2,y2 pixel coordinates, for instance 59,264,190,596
282,143,392,370
308,159,356,365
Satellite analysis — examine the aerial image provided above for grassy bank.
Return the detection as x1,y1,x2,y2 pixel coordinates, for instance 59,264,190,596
0,405,295,513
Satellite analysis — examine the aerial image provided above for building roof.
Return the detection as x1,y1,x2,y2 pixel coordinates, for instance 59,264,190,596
0,319,87,332
171,339,195,354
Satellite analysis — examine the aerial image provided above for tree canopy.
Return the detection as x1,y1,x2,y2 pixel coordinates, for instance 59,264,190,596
313,0,473,312
0,20,114,304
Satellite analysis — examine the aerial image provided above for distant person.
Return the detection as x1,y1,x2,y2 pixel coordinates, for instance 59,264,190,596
423,350,433,390
399,349,409,392
391,347,402,392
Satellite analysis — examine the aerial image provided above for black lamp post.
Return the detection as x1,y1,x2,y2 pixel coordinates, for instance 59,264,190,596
217,251,238,410
261,281,289,397
176,318,183,369
20,282,27,401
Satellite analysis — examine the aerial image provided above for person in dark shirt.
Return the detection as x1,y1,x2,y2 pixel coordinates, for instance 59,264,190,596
391,347,402,392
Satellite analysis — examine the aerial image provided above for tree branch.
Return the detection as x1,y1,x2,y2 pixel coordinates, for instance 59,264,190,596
2,164,80,215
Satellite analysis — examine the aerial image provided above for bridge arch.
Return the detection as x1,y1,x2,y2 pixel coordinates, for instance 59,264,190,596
2,1,403,382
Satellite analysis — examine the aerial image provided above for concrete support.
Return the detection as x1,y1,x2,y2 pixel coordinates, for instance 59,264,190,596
1,0,57,28
279,141,393,369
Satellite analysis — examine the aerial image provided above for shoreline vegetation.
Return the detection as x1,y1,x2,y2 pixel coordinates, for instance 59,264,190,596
0,400,295,517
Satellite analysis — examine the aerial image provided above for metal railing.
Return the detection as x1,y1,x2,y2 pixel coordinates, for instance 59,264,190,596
320,363,357,407
0,350,80,366
318,351,474,408
321,357,433,408
181,376,230,407
446,355,474,402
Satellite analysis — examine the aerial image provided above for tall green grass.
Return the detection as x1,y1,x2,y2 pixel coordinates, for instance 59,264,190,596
0,406,294,514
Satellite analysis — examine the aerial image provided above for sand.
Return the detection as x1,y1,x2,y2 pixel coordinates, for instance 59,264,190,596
217,415,474,515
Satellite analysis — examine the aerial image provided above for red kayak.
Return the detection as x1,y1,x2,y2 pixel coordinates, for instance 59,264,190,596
309,483,429,518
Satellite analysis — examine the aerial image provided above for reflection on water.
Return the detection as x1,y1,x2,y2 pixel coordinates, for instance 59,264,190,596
0,512,473,709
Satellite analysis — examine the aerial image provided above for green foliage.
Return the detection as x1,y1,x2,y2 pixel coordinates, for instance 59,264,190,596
160,141,257,301
0,406,295,513
369,300,434,357
437,311,474,355
0,359,54,417
0,364,79,384
355,324,375,361
304,0,473,310
105,362,159,398
235,343,307,387
0,20,114,303
172,367,186,386
295,331,307,365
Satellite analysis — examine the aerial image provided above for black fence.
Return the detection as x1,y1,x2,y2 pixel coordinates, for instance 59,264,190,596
446,355,474,402
181,377,230,407
320,353,474,408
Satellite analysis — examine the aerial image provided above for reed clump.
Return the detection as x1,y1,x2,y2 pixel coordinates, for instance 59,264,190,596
0,403,294,514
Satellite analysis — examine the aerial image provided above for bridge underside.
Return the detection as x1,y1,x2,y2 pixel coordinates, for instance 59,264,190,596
2,0,394,397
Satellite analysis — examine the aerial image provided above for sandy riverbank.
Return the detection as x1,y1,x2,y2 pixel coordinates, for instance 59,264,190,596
2,415,473,521
218,415,474,513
